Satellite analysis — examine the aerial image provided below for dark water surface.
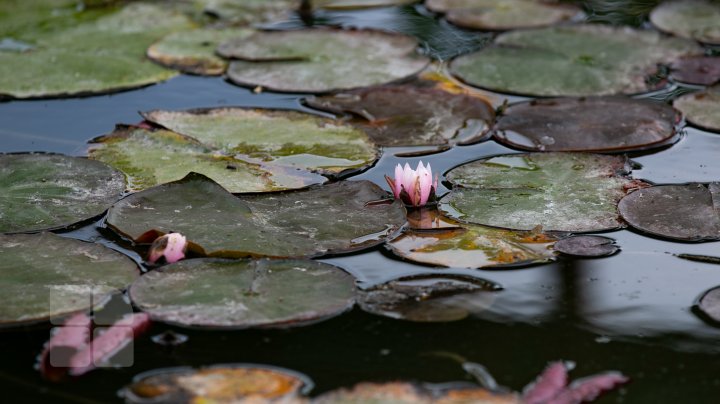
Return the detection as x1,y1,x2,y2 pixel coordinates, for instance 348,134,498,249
2,2,720,403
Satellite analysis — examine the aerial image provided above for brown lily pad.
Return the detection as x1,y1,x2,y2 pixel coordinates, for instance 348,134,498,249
673,86,720,133
553,235,619,257
670,56,720,86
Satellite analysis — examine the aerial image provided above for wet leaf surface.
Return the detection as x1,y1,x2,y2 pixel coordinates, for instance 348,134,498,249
122,364,310,403
618,183,720,241
141,107,378,175
493,97,680,152
673,86,720,132
147,28,253,76
88,125,326,193
670,56,720,86
106,174,406,258
650,0,720,45
314,0,418,8
219,28,430,93
450,24,702,96
425,0,583,31
0,153,125,233
439,153,639,232
553,236,619,258
130,258,356,329
304,79,494,147
0,233,139,327
357,275,502,322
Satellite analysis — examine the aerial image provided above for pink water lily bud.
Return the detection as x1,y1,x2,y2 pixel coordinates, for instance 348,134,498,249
147,233,187,264
384,161,438,207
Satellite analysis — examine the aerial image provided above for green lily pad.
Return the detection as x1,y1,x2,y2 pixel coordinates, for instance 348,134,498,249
147,28,253,76
88,125,326,193
650,0,720,45
425,0,584,31
218,28,430,93
673,86,720,133
439,153,640,232
0,3,194,99
304,80,495,147
493,97,680,152
129,258,356,328
191,0,296,25
0,232,139,327
450,24,702,97
618,184,720,242
314,0,418,9
141,108,378,175
106,173,406,258
0,153,125,233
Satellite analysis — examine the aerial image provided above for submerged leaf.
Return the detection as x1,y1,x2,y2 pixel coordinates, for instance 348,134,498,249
650,0,720,45
673,86,720,133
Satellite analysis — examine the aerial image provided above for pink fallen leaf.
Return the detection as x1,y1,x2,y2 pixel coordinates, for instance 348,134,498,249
550,372,629,404
522,361,570,404
40,312,92,381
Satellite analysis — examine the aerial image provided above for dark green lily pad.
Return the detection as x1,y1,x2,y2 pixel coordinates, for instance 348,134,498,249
696,286,720,325
650,0,720,45
106,173,405,258
493,97,680,152
450,24,702,97
304,80,494,147
553,235,619,257
141,108,378,175
358,275,501,322
618,183,720,242
0,153,125,233
673,86,720,133
314,0,418,9
670,56,720,86
0,3,194,99
147,28,253,76
425,0,584,31
439,153,640,232
88,125,326,193
219,29,430,93
0,232,139,327
191,0,296,25
130,258,356,328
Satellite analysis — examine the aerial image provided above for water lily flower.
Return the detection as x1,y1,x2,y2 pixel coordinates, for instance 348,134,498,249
147,232,187,264
385,161,438,207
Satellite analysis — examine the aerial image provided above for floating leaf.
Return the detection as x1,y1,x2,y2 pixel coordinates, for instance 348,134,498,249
191,0,296,25
130,258,356,328
218,28,430,93
0,3,194,99
650,0,720,45
450,24,702,96
147,28,253,76
673,86,720,133
141,108,378,175
0,233,139,327
358,275,502,322
315,382,520,403
304,80,494,147
88,125,326,193
670,56,720,86
314,0,418,9
106,174,405,258
493,97,680,152
0,153,125,233
122,365,311,403
553,236,619,258
425,0,583,31
696,286,720,324
439,153,640,232
618,183,720,241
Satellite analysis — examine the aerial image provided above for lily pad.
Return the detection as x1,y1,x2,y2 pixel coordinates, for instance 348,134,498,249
304,80,494,147
129,258,356,328
0,233,139,327
696,286,720,325
650,0,720,45
122,365,311,403
0,3,194,99
670,56,720,86
191,0,297,25
493,97,680,152
0,153,125,233
314,0,418,9
147,28,253,76
358,275,502,322
88,125,326,193
218,28,430,93
673,86,720,132
450,24,702,96
425,0,583,31
553,235,619,257
387,224,556,269
439,153,640,232
315,382,520,403
141,108,378,175
106,173,405,258
618,183,720,241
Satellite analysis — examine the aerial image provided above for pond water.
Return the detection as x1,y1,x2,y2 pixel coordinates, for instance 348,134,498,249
2,1,720,403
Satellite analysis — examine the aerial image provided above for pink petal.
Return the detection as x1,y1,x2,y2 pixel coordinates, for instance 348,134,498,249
417,162,433,206
523,361,570,404
393,164,404,198
402,162,415,196
163,233,187,263
550,372,629,404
